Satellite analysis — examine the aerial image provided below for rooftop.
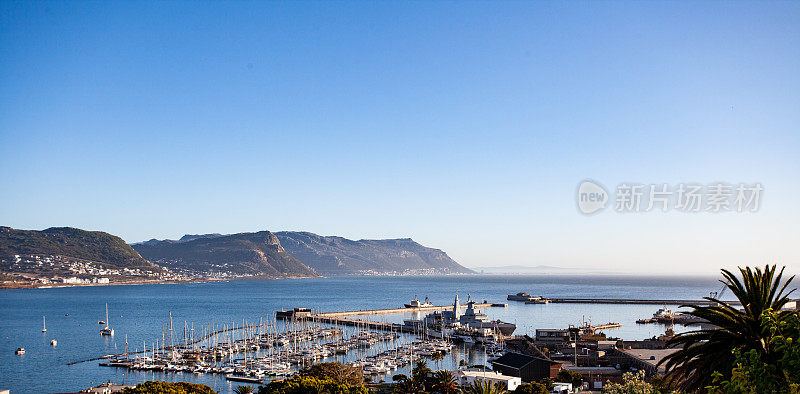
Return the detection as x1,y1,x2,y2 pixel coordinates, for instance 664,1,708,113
619,348,680,374
491,352,559,369
457,370,520,380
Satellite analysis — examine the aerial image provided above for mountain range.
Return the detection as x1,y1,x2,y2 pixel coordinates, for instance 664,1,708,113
1,226,471,280
132,231,318,278
0,226,159,271
274,231,472,275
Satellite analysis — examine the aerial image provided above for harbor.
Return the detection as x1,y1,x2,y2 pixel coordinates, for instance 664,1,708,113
4,276,741,393
66,295,519,387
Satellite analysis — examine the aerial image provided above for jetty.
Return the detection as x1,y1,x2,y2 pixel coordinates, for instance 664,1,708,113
276,303,508,334
68,323,270,365
546,298,742,306
311,303,505,318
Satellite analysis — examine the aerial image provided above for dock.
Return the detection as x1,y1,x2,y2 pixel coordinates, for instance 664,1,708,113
545,298,742,306
307,316,415,333
590,322,622,330
311,303,505,318
276,303,508,334
68,323,270,365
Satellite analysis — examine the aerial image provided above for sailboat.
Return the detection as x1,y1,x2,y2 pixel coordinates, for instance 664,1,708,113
100,303,114,336
42,316,47,332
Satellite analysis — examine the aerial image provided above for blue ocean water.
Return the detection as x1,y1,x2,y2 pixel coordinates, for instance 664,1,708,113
0,275,722,393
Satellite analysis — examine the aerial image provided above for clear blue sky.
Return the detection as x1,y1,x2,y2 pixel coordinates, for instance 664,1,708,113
1,1,798,274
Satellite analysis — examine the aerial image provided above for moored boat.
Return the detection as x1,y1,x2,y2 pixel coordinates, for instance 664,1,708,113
100,303,114,336
404,296,433,308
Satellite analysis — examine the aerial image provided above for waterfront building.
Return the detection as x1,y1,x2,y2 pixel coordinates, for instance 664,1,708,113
455,369,522,391
491,352,562,382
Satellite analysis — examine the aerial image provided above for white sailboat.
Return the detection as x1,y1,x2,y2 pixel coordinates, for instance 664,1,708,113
42,316,47,332
100,303,114,336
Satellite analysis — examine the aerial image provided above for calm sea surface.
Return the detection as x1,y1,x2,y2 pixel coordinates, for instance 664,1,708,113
0,275,722,393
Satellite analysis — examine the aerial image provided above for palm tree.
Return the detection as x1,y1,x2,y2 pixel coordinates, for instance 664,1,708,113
431,351,445,370
460,379,507,394
432,370,458,394
394,373,425,394
232,385,254,394
659,265,796,391
413,359,431,381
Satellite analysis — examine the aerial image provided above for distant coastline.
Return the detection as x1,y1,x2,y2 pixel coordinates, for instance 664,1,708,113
0,275,324,290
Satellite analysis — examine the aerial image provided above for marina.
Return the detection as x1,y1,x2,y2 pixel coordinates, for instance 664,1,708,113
69,295,518,386
1,275,734,393
89,315,467,385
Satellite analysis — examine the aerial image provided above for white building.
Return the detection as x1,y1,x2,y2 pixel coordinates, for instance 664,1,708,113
552,382,573,393
455,369,521,391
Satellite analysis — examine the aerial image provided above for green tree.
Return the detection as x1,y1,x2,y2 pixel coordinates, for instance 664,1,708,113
705,309,800,393
233,386,255,394
412,359,433,391
392,373,424,394
514,382,548,394
659,265,796,391
413,359,431,378
601,370,658,394
460,379,507,394
257,376,367,394
121,381,216,394
431,370,458,394
431,351,445,370
301,362,365,386
556,369,583,388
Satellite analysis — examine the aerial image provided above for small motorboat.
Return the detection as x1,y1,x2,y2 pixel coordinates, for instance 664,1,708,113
15,347,25,355
51,339,58,346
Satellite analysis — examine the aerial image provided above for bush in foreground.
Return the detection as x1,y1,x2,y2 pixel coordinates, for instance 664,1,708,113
301,361,365,386
121,381,216,394
257,376,368,394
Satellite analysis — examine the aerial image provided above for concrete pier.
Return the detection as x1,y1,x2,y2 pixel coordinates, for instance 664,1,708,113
276,303,509,334
313,303,504,318
546,298,742,306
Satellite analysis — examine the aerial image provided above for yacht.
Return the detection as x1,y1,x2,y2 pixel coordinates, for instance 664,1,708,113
100,303,115,336
507,292,533,301
404,296,433,308
51,339,58,346
509,292,550,304
653,307,675,321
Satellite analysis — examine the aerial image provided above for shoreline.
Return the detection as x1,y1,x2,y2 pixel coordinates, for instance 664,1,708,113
0,275,323,290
